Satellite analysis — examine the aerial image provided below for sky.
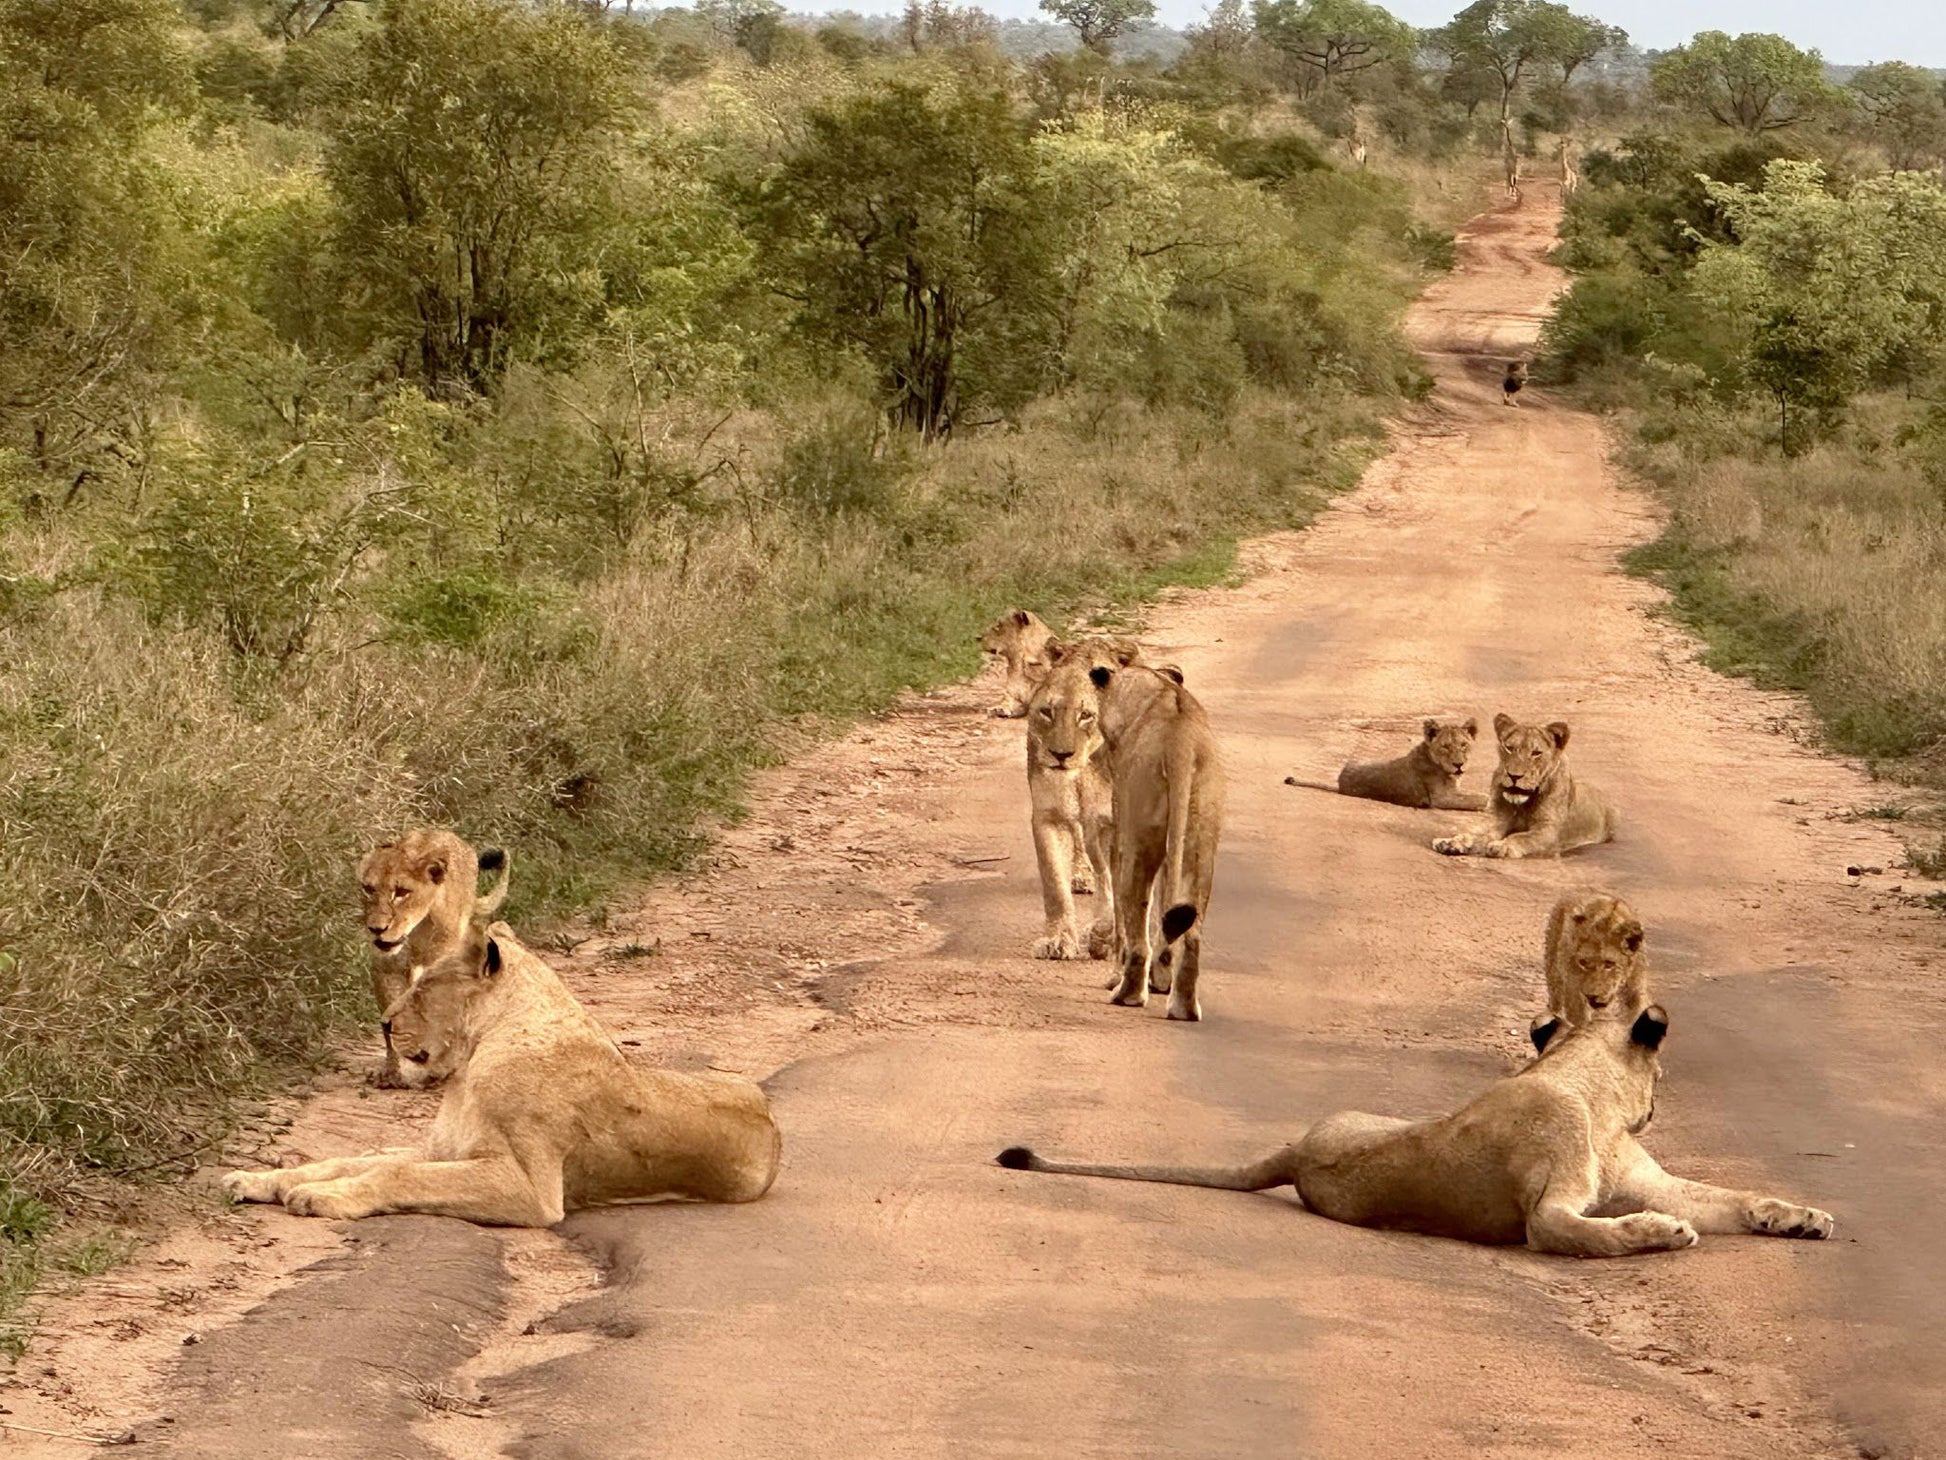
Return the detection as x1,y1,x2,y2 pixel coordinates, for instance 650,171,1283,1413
818,0,1946,67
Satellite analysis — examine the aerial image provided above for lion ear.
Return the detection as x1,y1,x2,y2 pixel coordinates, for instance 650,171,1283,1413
1546,721,1571,750
1493,712,1516,738
1529,1015,1564,1055
1089,665,1114,690
1012,608,1033,627
1423,719,1440,740
1154,664,1185,685
482,937,503,978
1630,1005,1669,1050
424,859,447,884
1044,641,1072,668
1108,638,1141,667
1463,717,1478,739
1621,921,1644,953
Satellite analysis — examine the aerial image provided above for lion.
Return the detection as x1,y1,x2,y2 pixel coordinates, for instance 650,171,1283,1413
1024,637,1143,961
979,608,1057,719
224,922,780,1226
996,1006,1833,1258
358,829,512,1087
1087,661,1224,1021
1528,890,1649,1052
1284,718,1485,810
1432,713,1616,859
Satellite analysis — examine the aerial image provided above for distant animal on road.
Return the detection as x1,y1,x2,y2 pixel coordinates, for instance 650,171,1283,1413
1284,717,1485,810
1432,713,1616,859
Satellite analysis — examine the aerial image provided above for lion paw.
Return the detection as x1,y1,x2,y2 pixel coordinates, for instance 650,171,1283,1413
1107,975,1149,1008
988,704,1026,720
1431,836,1470,857
1621,1212,1698,1252
1086,922,1115,960
371,1058,409,1090
222,1170,283,1205
1750,1199,1833,1240
1164,994,1201,1022
1032,930,1083,961
1146,953,1173,995
283,1182,370,1220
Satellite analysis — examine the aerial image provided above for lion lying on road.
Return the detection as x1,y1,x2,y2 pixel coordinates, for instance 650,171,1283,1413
225,923,780,1226
1530,889,1649,1051
1433,713,1616,859
998,1006,1832,1257
358,828,511,1086
1025,636,1143,961
1285,718,1485,810
1089,661,1224,1021
980,608,1057,719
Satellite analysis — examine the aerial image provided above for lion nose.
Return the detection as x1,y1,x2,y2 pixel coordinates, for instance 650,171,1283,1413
1050,749,1072,764
1587,994,1609,1009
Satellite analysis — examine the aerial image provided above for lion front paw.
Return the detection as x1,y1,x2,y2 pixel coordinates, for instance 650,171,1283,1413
1086,921,1115,960
283,1182,373,1220
1107,971,1149,1007
1432,836,1472,857
1033,929,1083,961
1749,1199,1833,1240
222,1169,285,1205
988,703,1027,720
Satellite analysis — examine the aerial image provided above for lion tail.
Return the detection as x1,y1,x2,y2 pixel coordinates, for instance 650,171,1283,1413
996,1145,1300,1192
1160,748,1200,945
476,846,512,916
1281,776,1340,794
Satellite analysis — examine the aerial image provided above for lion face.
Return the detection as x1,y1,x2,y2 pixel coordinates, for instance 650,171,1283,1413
979,609,1057,718
381,932,501,1087
1027,638,1143,772
1557,893,1646,1017
1422,717,1479,777
357,835,457,955
1492,712,1570,803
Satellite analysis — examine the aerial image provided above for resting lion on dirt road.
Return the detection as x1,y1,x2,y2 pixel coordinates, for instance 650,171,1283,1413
358,829,511,1086
1433,713,1616,859
1025,636,1143,961
980,608,1057,718
997,1007,1833,1257
1529,889,1649,1051
1089,661,1224,1021
1284,717,1485,810
225,923,780,1226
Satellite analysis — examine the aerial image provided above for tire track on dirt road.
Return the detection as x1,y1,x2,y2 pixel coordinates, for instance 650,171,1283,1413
18,183,1941,1460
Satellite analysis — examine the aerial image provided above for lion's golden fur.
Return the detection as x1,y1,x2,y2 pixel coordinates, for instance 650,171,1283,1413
980,608,1057,719
1433,713,1616,859
225,923,780,1225
1286,717,1485,810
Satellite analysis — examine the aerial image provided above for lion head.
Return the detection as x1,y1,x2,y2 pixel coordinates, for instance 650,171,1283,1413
1421,717,1479,777
1492,712,1570,805
1553,890,1647,1016
1026,638,1142,773
1531,1003,1669,1135
381,925,503,1087
357,830,473,955
978,609,1058,718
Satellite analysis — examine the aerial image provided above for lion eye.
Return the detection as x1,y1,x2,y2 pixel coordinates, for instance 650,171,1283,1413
393,887,409,900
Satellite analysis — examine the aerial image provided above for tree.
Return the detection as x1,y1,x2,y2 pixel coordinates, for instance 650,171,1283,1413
1848,61,1946,171
1249,0,1415,88
321,0,630,389
1554,13,1624,85
1651,32,1835,135
752,79,1055,439
1037,0,1155,57
1428,0,1586,126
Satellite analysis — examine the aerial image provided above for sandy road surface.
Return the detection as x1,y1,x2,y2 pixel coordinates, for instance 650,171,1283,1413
11,184,1945,1459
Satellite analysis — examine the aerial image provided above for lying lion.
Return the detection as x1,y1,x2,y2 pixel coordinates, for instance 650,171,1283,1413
358,828,511,1086
1530,889,1649,1050
997,1006,1832,1258
1284,718,1486,810
1023,636,1143,961
979,608,1058,719
225,923,781,1226
1433,713,1616,859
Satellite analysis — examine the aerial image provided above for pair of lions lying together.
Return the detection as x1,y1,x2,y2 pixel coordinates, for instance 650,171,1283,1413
1289,711,1618,859
982,610,1224,1021
1001,888,1833,1258
227,830,779,1226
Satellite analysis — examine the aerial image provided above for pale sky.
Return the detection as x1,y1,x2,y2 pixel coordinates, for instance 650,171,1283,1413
827,0,1946,66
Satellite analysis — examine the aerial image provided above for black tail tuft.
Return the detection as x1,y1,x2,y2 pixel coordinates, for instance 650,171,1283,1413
1160,903,1198,943
996,1146,1036,1170
478,846,507,872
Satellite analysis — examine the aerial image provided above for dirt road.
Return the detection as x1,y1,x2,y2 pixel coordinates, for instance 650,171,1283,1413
13,184,1945,1459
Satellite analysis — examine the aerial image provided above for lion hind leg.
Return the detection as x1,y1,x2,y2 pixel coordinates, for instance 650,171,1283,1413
1108,844,1163,1006
1607,1151,1832,1239
1526,1197,1698,1257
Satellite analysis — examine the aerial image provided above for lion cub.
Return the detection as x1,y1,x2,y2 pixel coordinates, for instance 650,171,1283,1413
1528,890,1649,1051
1285,718,1485,810
358,829,511,1086
999,1006,1833,1258
979,608,1057,719
1024,636,1143,961
1433,713,1616,859
1089,662,1224,1021
226,923,781,1225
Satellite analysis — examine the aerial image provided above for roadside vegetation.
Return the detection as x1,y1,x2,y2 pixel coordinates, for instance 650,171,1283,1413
1540,49,1946,853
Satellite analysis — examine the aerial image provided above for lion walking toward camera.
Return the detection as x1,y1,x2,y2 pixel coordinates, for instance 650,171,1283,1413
1089,661,1224,1021
997,1007,1831,1258
225,923,780,1226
